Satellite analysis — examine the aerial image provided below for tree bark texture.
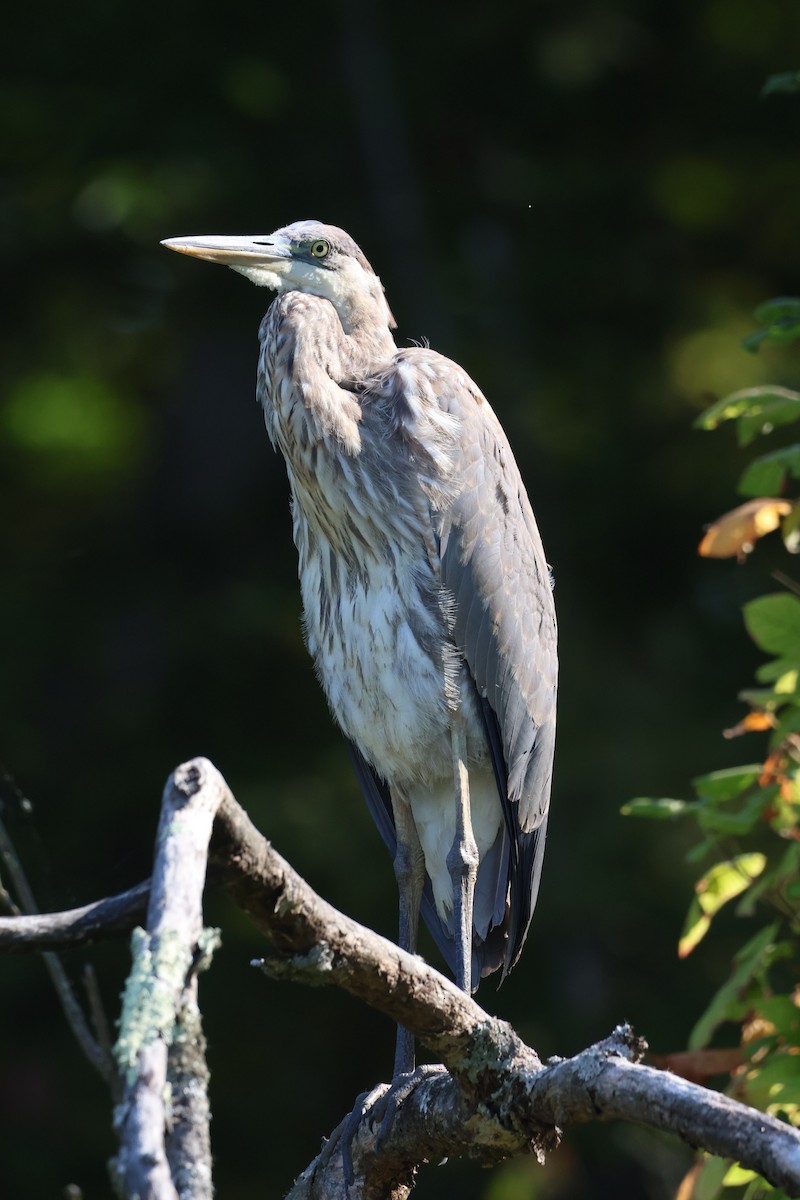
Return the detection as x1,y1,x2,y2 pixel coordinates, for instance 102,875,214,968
2,758,798,1199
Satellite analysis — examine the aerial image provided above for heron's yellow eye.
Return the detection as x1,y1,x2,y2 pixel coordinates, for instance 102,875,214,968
310,239,330,259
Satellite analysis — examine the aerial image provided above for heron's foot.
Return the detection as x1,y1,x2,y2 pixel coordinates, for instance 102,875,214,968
373,1063,448,1149
337,1082,390,1187
309,1084,388,1192
338,1065,447,1187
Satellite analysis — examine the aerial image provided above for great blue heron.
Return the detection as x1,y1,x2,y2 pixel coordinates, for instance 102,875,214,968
162,221,557,1075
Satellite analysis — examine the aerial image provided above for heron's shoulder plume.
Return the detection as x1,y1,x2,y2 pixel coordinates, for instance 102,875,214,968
390,346,488,411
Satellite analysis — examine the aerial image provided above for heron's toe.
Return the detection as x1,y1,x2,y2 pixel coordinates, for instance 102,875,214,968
325,1065,448,1190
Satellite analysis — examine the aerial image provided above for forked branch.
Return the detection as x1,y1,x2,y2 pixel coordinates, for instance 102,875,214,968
1,757,798,1199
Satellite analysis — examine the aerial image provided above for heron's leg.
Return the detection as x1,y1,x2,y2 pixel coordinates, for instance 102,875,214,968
389,788,425,1076
447,718,479,993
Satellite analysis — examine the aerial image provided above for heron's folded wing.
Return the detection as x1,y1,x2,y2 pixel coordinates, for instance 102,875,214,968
434,365,558,975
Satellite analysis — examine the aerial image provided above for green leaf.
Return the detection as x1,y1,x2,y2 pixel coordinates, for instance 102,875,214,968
768,700,800,749
754,297,800,325
742,329,772,352
696,790,773,837
689,764,776,835
739,686,783,710
680,898,714,957
693,1155,730,1200
679,854,767,957
748,325,800,351
756,658,798,684
621,797,696,819
692,765,762,804
773,669,800,697
736,869,779,918
760,843,800,901
695,387,800,446
742,1181,779,1200
738,393,800,446
744,594,800,659
689,923,782,1048
743,1182,780,1200
754,995,800,1048
698,855,767,912
745,1053,800,1113
693,389,787,430
738,445,800,497
686,837,717,864
743,320,800,354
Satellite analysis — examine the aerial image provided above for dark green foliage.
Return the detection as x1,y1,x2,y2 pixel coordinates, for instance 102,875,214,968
630,296,800,1198
743,299,800,353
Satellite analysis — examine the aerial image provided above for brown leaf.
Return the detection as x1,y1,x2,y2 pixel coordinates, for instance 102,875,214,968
699,498,793,560
759,750,789,788
675,1161,703,1200
649,1047,744,1084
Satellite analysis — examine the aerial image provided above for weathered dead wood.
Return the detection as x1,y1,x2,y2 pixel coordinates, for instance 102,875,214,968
0,881,150,952
110,759,222,1200
2,757,800,1199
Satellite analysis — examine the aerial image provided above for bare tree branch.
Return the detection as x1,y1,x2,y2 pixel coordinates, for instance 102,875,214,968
284,1016,800,1198
0,812,113,1081
211,768,800,1198
110,760,223,1200
0,881,149,952
3,758,800,1198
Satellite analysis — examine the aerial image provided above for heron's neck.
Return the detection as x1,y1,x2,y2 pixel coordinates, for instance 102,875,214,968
328,295,397,378
260,291,395,463
344,328,396,379
285,291,395,381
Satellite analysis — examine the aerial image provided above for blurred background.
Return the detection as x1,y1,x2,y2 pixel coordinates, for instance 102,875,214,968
2,0,799,1196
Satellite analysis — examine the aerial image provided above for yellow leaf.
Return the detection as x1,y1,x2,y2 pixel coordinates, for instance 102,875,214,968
679,899,711,958
776,669,799,695
722,1163,758,1186
679,854,767,956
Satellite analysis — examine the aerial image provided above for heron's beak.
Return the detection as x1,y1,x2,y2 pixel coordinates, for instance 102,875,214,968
160,234,293,269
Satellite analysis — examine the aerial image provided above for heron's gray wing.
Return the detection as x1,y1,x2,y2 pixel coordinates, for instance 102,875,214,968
433,361,558,978
344,738,459,976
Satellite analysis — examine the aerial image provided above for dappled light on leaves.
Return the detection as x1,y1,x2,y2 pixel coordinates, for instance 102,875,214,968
695,385,800,445
678,854,766,959
632,276,800,1197
698,498,793,560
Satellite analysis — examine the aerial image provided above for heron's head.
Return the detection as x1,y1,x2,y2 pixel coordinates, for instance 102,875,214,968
161,220,396,333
